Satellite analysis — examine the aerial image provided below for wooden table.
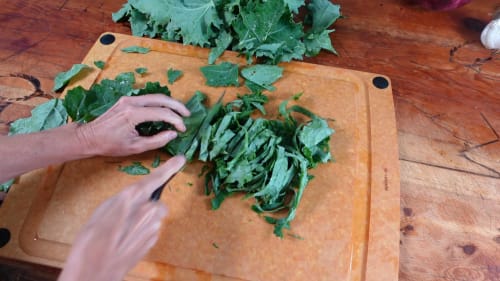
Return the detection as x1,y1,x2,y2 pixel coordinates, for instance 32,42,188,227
0,1,498,280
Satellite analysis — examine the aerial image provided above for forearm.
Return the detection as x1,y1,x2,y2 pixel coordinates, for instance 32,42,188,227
0,123,93,182
0,94,190,183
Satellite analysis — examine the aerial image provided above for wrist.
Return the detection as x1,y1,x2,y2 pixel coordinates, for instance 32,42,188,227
69,122,100,158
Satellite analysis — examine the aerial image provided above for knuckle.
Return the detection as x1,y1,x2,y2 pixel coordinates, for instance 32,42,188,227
116,96,130,105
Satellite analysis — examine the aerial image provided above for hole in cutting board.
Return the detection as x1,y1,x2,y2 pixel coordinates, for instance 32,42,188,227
372,76,389,89
0,228,11,248
100,34,115,45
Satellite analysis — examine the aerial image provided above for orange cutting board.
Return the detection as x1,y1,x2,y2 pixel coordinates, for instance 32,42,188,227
0,33,400,281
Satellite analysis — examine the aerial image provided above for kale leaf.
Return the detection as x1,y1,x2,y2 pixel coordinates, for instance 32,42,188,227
9,99,68,135
94,60,106,70
0,179,15,193
241,65,283,93
167,68,183,84
53,64,91,92
304,0,341,56
121,46,151,53
232,0,305,64
200,62,239,87
119,162,150,175
135,67,148,75
6,99,69,193
208,31,232,64
152,154,161,168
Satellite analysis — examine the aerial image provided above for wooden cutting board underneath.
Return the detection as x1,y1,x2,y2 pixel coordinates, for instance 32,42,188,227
0,33,400,281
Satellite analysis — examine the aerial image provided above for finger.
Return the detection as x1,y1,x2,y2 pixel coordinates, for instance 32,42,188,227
125,203,167,238
130,155,186,202
131,107,187,132
119,204,166,254
125,94,191,117
133,130,178,152
120,225,162,260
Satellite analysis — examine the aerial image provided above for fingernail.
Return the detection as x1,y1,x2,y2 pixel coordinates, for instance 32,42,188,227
167,131,178,140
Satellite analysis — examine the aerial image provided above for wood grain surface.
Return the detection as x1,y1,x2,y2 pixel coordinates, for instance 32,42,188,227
0,0,498,281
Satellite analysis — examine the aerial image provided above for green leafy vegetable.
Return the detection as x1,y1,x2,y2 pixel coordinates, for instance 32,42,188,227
121,46,151,53
200,62,239,87
59,72,334,237
308,0,342,33
112,0,342,64
94,60,106,70
241,65,283,93
135,67,148,75
152,154,161,168
0,179,15,192
303,0,341,56
232,0,305,64
160,91,334,237
112,3,132,22
292,92,303,100
63,73,171,137
53,64,90,92
208,31,232,64
285,0,305,13
167,68,183,84
119,162,150,175
9,99,68,135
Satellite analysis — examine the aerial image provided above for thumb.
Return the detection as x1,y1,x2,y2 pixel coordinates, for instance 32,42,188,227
135,130,178,152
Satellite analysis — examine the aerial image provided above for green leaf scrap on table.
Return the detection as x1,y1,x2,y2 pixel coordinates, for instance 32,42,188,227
112,0,342,64
53,64,91,92
121,46,151,54
135,67,148,75
94,60,106,70
9,99,68,136
241,65,283,93
119,162,150,175
200,62,239,87
167,68,183,84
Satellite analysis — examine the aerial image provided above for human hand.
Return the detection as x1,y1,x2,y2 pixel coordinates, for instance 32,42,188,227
57,155,186,281
76,94,190,157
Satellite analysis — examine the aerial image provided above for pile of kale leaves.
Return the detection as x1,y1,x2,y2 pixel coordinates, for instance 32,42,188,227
112,0,342,64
